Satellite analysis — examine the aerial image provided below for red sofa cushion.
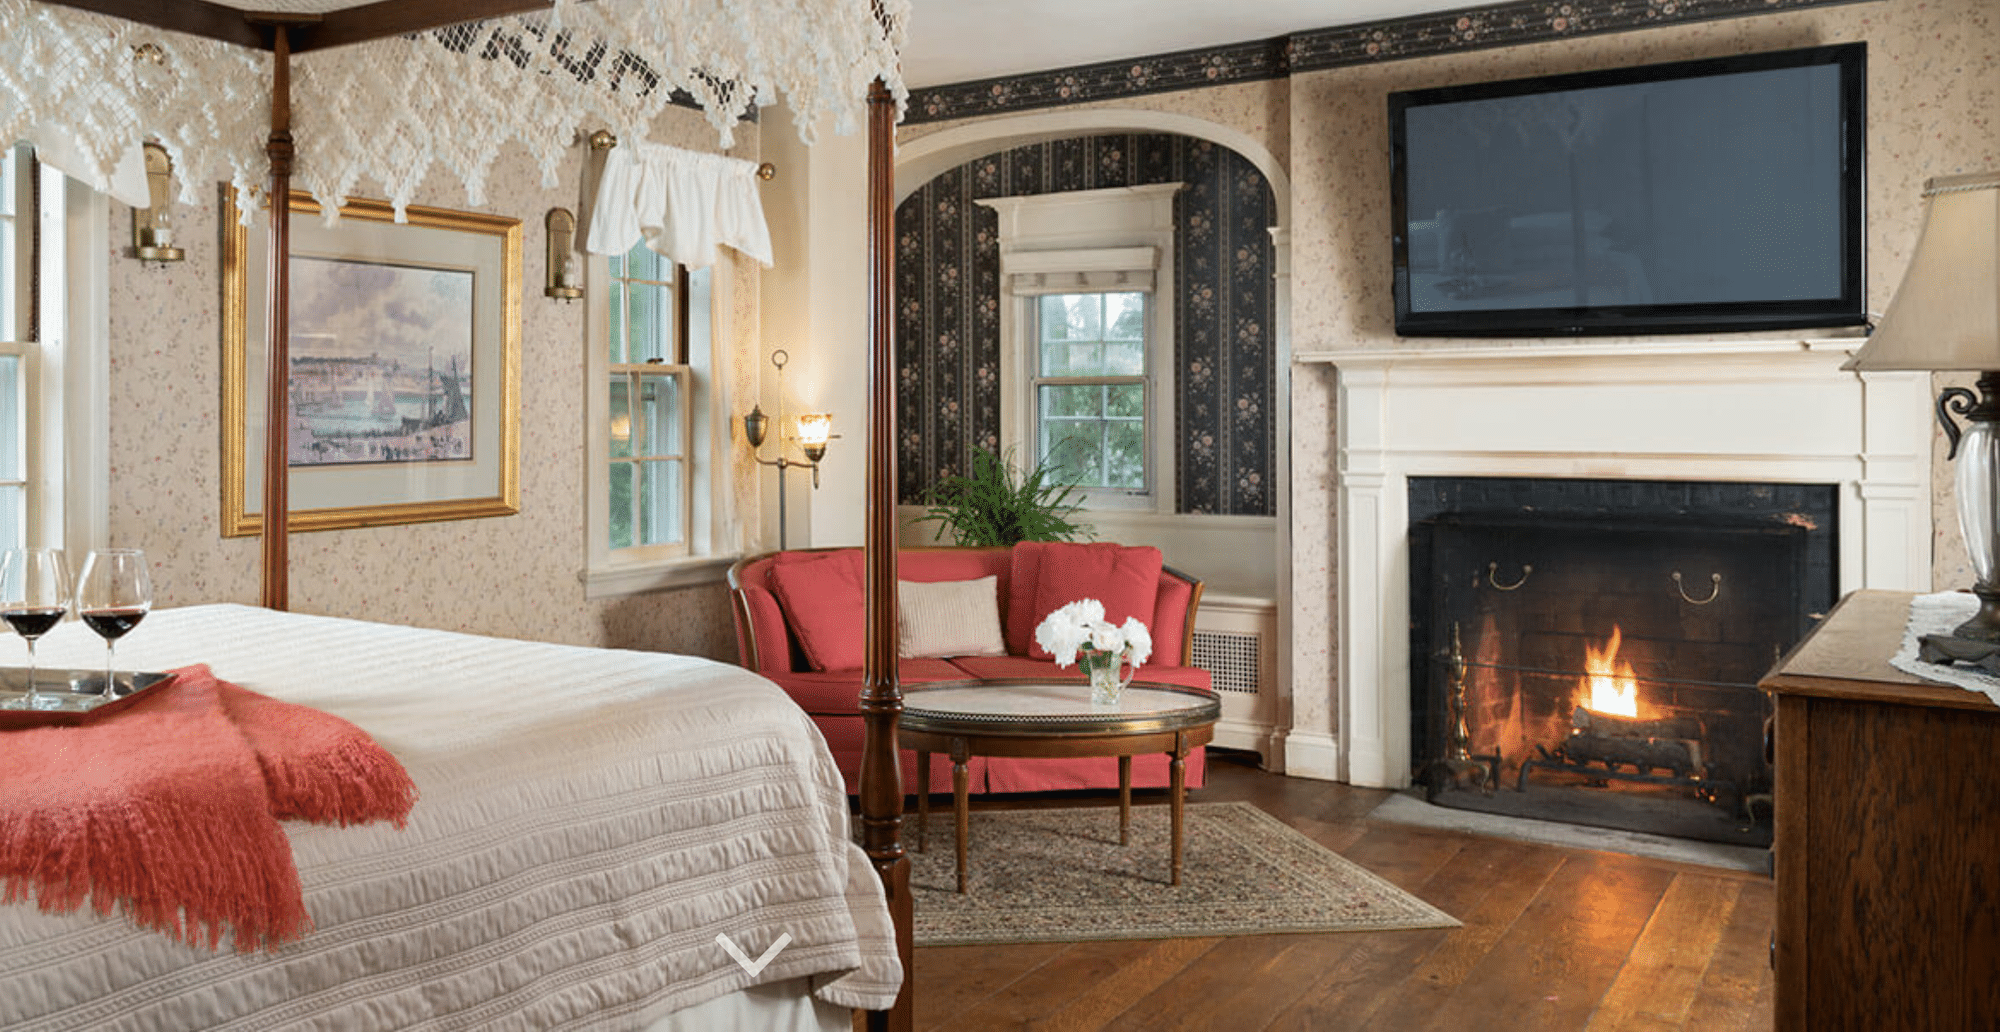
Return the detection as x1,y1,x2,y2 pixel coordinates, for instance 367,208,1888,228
1007,542,1165,660
768,550,866,671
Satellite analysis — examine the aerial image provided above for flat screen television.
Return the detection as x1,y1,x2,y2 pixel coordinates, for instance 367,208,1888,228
1390,44,1866,337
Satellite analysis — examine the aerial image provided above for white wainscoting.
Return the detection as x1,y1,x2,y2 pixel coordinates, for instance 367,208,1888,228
1292,339,1934,787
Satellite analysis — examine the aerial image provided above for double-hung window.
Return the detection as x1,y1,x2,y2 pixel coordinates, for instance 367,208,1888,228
984,183,1181,514
605,246,691,556
1033,291,1149,495
0,143,109,558
0,143,103,556
585,240,730,597
0,147,30,551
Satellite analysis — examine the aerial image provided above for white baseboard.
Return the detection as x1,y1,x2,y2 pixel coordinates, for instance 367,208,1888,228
1282,730,1340,781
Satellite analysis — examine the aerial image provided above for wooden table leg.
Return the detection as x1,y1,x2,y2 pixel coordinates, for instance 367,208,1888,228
1169,733,1187,887
1118,755,1132,846
915,751,929,854
951,738,970,894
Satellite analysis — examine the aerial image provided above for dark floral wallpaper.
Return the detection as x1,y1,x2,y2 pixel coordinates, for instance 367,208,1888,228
896,133,1276,516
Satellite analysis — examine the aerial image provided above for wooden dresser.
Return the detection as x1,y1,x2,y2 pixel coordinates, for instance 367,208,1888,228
1760,589,2000,1031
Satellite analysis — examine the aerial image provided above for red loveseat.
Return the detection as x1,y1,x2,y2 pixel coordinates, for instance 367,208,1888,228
727,542,1212,796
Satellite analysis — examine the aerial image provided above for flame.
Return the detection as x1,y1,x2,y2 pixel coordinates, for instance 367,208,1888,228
1580,626,1640,718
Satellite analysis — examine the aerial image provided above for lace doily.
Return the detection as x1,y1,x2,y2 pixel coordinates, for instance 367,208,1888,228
1886,591,2000,706
0,0,909,221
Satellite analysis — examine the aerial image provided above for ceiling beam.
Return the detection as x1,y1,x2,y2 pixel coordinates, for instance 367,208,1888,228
35,0,573,54
37,0,267,49
292,0,561,53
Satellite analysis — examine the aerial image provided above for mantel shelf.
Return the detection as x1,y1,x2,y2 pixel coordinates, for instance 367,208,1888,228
1294,336,1869,366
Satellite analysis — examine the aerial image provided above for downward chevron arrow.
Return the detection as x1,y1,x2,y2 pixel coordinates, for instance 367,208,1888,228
716,932,793,977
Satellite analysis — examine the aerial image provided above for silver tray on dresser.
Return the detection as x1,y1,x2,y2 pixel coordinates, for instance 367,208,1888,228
0,668,176,727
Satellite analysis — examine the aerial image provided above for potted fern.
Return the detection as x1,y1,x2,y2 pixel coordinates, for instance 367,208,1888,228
910,447,1091,546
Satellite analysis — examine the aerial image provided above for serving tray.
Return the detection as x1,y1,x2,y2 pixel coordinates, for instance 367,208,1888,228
0,668,176,727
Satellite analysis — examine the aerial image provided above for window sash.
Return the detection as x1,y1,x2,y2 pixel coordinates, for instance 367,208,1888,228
0,147,32,554
606,364,691,558
1029,291,1153,499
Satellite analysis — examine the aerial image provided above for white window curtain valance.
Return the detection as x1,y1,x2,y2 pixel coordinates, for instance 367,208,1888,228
585,142,771,268
1001,246,1159,296
0,0,907,222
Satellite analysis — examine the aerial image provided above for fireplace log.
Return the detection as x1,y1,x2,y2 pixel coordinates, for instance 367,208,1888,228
1571,707,1701,742
1565,732,1704,778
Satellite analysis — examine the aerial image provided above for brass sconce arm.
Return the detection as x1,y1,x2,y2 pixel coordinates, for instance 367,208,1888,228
741,349,832,548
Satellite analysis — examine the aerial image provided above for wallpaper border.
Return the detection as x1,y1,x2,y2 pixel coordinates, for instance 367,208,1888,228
903,0,1875,123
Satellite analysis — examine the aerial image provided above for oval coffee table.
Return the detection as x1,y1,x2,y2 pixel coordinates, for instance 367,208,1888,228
899,679,1221,892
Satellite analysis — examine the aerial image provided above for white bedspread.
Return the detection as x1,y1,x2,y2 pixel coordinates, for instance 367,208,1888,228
0,604,900,1031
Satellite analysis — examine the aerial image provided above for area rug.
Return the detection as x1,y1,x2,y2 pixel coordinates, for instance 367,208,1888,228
909,801,1458,946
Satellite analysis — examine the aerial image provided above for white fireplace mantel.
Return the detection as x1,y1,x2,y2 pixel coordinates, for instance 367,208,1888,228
1288,338,1934,787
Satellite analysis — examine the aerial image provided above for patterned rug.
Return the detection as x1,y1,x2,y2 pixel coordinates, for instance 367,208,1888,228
910,801,1458,946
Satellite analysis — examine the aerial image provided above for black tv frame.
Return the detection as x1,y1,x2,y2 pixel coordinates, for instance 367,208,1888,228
1389,43,1867,338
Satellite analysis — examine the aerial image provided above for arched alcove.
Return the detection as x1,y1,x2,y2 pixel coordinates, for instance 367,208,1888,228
892,113,1289,523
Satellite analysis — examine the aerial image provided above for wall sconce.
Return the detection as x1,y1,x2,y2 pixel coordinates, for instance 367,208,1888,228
743,349,832,551
130,143,183,265
545,207,583,300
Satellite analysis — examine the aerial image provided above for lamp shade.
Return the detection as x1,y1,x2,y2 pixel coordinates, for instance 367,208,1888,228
797,413,832,448
1845,172,2000,371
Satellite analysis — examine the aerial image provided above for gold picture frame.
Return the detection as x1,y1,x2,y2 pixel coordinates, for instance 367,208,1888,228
222,189,521,536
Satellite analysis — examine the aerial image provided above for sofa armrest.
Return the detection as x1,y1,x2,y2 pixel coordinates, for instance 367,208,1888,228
1155,565,1205,668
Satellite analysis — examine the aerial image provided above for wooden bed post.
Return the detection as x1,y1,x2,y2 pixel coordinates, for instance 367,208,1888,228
257,19,309,612
858,77,912,1032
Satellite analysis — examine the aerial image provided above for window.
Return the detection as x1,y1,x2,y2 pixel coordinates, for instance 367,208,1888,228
0,147,30,551
605,246,691,557
0,144,109,559
585,240,731,597
1033,291,1149,494
981,183,1181,514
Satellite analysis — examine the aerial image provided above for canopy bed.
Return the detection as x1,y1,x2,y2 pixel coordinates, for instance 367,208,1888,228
0,1,916,1029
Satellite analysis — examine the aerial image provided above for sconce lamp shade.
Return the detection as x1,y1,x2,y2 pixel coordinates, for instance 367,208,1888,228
797,413,831,462
1845,172,2000,372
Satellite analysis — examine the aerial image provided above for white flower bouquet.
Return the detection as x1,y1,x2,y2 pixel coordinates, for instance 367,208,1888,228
1034,599,1153,705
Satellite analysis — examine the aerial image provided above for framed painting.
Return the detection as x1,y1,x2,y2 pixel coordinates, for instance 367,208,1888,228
222,190,521,535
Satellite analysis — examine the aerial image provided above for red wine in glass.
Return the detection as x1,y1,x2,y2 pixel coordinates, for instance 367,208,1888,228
81,608,146,640
1,549,72,710
78,549,152,698
3,607,65,639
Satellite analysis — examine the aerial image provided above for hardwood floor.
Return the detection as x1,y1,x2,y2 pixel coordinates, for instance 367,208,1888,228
907,752,1774,1032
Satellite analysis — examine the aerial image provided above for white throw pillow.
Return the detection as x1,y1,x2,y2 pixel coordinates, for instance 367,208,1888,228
899,576,1008,659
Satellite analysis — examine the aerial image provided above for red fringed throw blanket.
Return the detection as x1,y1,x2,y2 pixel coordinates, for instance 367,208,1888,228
0,665,417,951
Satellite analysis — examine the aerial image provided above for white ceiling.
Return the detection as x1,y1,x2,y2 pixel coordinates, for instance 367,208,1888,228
900,0,1475,88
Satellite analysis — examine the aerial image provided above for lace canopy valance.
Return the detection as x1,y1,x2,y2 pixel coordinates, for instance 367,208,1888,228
0,0,908,231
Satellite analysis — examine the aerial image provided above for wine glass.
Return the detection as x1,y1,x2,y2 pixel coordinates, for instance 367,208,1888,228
0,548,71,710
77,549,151,698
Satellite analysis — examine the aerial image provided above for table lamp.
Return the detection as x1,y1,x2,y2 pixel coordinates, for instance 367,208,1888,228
1844,171,2000,660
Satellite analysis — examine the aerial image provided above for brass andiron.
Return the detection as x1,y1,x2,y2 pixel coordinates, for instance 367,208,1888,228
1424,622,1502,801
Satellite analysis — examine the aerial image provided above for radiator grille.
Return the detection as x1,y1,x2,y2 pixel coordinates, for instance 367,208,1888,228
1192,629,1261,695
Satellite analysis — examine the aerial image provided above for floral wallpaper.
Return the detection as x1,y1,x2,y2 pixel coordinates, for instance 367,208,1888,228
106,106,758,660
895,133,1277,516
904,0,1868,123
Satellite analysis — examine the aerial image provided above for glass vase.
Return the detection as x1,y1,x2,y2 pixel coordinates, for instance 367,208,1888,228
1081,648,1133,706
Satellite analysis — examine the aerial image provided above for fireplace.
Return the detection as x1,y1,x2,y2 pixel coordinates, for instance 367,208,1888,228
1291,340,1931,790
1408,477,1837,845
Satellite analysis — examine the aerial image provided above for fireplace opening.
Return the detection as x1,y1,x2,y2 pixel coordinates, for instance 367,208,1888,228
1408,478,1837,846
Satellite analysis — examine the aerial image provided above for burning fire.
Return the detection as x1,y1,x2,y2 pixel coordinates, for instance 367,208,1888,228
1580,626,1640,718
